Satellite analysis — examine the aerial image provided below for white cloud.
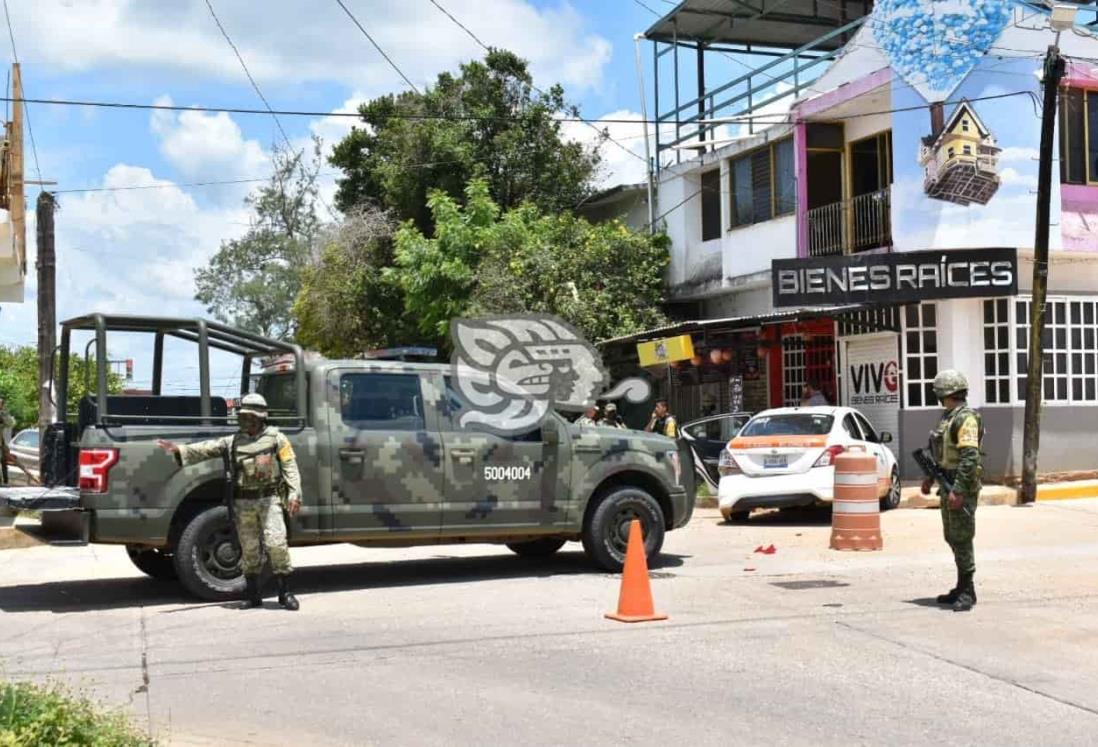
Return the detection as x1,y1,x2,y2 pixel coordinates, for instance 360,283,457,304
998,146,1039,164
150,95,270,183
999,167,1038,188
13,0,612,94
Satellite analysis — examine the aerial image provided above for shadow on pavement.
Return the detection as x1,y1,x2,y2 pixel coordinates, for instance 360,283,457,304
904,597,951,610
722,505,835,528
0,550,687,614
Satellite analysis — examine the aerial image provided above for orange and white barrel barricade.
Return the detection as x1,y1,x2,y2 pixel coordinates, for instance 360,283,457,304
830,446,882,551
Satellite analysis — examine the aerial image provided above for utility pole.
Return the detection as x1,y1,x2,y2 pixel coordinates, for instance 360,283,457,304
1020,44,1066,504
36,191,56,434
634,33,657,233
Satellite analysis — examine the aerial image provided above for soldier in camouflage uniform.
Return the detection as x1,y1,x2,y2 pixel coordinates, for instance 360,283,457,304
575,404,600,426
158,393,303,611
920,369,984,612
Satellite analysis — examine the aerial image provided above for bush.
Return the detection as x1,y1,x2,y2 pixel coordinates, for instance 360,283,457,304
0,680,154,746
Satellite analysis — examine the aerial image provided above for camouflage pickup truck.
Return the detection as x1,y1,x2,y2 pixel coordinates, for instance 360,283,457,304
2,315,695,600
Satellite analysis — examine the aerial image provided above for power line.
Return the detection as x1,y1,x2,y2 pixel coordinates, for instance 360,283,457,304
2,0,41,189
335,0,421,94
0,88,1037,127
426,0,647,163
204,0,291,147
205,0,339,222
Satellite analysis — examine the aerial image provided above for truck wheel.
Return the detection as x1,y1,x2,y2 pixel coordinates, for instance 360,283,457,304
125,546,177,580
582,486,665,572
173,506,245,601
506,538,567,557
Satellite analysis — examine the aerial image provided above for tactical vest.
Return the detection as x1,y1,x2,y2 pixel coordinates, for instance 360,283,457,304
232,427,283,493
930,405,984,470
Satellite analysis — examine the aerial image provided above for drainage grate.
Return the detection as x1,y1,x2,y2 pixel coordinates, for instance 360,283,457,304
770,579,850,590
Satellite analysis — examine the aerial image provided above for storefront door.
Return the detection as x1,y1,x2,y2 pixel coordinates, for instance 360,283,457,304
840,333,901,458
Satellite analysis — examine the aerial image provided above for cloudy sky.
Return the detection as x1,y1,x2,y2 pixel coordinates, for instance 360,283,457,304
0,0,694,394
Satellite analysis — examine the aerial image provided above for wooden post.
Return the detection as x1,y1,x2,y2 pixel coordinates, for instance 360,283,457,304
10,63,23,275
1020,46,1065,504
36,191,56,432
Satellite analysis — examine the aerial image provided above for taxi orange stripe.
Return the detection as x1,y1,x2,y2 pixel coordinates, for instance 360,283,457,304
729,435,828,450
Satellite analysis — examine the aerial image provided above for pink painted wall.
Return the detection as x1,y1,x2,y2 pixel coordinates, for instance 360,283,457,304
794,120,809,258
1061,184,1098,251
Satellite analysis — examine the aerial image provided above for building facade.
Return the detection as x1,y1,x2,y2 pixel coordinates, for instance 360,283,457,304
611,0,1098,482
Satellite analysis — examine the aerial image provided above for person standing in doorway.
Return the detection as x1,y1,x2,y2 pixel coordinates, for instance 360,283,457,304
801,381,828,407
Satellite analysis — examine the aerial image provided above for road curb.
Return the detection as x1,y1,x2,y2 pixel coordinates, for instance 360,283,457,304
1035,479,1098,501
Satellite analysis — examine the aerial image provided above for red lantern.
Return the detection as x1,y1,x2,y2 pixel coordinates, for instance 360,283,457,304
721,349,733,362
709,349,724,365
690,355,703,367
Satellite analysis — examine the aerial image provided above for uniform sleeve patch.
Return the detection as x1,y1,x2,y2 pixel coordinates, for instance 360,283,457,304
277,441,294,462
957,416,980,449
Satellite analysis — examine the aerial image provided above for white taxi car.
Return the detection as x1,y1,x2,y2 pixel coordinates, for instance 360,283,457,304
717,406,900,522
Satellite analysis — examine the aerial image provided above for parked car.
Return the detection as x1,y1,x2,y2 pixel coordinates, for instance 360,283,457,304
717,406,900,522
5,428,39,485
680,412,752,491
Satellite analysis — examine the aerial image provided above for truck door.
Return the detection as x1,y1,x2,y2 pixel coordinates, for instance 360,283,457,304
436,373,570,532
325,368,444,537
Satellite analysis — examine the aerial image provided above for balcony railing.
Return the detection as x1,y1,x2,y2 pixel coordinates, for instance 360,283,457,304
806,187,892,257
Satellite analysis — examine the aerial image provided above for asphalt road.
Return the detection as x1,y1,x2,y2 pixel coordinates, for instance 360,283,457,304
4,502,1098,746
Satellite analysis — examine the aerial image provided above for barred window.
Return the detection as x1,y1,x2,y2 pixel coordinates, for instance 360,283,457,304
903,303,938,408
987,297,1098,405
983,299,1011,404
1016,300,1069,402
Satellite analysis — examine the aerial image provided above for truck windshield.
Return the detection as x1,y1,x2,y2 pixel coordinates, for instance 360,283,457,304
255,373,298,416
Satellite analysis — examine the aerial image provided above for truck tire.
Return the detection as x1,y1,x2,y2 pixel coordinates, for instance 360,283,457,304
582,486,665,572
506,538,567,557
173,505,246,601
125,545,177,580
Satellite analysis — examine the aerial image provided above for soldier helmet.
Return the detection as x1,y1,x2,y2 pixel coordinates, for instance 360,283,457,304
238,393,269,419
604,402,618,414
932,369,969,399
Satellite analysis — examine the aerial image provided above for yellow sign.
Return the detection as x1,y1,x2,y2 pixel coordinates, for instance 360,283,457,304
637,334,695,367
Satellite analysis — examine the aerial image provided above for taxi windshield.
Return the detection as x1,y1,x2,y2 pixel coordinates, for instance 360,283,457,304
740,414,834,437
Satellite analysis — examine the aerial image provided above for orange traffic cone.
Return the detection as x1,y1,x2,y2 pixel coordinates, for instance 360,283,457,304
604,519,668,623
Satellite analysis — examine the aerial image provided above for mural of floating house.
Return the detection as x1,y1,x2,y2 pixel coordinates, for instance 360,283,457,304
919,100,1002,206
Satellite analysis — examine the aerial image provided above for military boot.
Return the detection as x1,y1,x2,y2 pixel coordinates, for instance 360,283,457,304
952,572,976,612
240,575,263,609
936,569,961,605
276,575,299,611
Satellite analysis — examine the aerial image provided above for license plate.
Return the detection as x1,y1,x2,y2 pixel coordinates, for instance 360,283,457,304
763,454,787,469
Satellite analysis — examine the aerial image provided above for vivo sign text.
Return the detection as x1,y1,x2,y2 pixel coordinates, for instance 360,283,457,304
772,248,1017,308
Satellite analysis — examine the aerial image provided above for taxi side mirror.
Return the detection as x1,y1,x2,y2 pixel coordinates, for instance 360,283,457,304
880,432,893,444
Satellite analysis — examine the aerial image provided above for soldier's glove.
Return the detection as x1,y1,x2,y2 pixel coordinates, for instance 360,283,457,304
947,491,964,511
920,478,934,495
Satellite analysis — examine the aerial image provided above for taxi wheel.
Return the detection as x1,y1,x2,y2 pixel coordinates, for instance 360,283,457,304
582,487,665,572
881,467,902,511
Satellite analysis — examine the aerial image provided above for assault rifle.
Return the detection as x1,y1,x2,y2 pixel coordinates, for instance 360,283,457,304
222,435,238,526
912,447,973,517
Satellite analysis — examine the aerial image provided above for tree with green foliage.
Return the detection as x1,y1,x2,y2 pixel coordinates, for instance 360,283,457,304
194,140,324,341
385,179,669,350
0,346,122,431
293,206,418,357
330,49,600,232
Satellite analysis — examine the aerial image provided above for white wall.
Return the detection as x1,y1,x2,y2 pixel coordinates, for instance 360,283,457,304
723,214,797,279
844,111,891,146
934,298,987,408
1017,252,1098,293
704,285,774,319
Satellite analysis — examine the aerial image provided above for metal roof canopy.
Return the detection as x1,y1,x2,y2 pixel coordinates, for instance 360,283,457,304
644,0,872,49
598,304,866,348
58,313,306,426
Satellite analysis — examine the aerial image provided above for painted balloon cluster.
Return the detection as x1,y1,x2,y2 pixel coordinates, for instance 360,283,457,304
872,0,1014,101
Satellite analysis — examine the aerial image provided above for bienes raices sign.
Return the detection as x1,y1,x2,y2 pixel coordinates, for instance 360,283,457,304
772,247,1017,308
848,359,900,407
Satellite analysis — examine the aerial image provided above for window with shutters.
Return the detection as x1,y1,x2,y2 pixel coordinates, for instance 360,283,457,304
728,138,795,228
